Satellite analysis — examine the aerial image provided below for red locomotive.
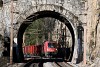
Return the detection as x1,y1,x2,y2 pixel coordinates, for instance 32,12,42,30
43,41,58,57
23,41,58,58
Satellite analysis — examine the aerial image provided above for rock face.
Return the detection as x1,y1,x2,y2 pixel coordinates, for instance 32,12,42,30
87,0,100,61
0,0,99,64
0,0,86,37
91,16,100,60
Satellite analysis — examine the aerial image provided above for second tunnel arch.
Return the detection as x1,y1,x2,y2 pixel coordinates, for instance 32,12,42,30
15,4,80,63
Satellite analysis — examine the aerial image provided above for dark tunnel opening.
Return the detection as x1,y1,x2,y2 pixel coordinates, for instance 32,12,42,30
17,10,75,62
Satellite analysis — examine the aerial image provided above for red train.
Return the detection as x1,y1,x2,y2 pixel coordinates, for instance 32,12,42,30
43,41,58,57
23,45,42,56
23,41,58,57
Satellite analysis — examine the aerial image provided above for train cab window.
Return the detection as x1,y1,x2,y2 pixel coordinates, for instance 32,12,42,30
48,43,56,48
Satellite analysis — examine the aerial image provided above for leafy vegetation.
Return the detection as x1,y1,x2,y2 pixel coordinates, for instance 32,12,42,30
24,18,56,45
25,19,44,45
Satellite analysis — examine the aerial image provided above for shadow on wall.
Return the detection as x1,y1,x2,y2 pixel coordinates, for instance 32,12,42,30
76,23,84,64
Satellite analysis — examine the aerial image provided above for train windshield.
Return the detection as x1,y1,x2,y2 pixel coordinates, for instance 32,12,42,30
48,43,56,48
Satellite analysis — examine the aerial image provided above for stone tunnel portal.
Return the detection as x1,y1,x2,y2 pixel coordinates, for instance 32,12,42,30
17,10,75,62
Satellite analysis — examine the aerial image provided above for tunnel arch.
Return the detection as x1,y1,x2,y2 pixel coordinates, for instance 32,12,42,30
15,4,79,63
17,10,75,62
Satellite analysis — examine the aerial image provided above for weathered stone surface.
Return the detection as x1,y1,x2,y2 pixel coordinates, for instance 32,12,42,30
0,0,99,65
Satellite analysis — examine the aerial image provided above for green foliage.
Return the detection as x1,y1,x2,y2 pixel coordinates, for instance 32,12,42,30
24,18,56,45
25,19,45,45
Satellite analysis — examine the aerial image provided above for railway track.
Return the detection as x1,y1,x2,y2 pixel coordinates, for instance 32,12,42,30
22,62,77,67
23,60,43,67
20,58,77,67
23,63,39,67
52,62,77,67
56,62,73,67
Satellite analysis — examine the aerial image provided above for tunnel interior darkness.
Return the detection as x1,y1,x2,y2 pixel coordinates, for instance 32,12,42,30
17,10,75,62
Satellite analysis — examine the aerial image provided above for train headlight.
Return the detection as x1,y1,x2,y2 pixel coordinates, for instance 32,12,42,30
56,49,57,50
